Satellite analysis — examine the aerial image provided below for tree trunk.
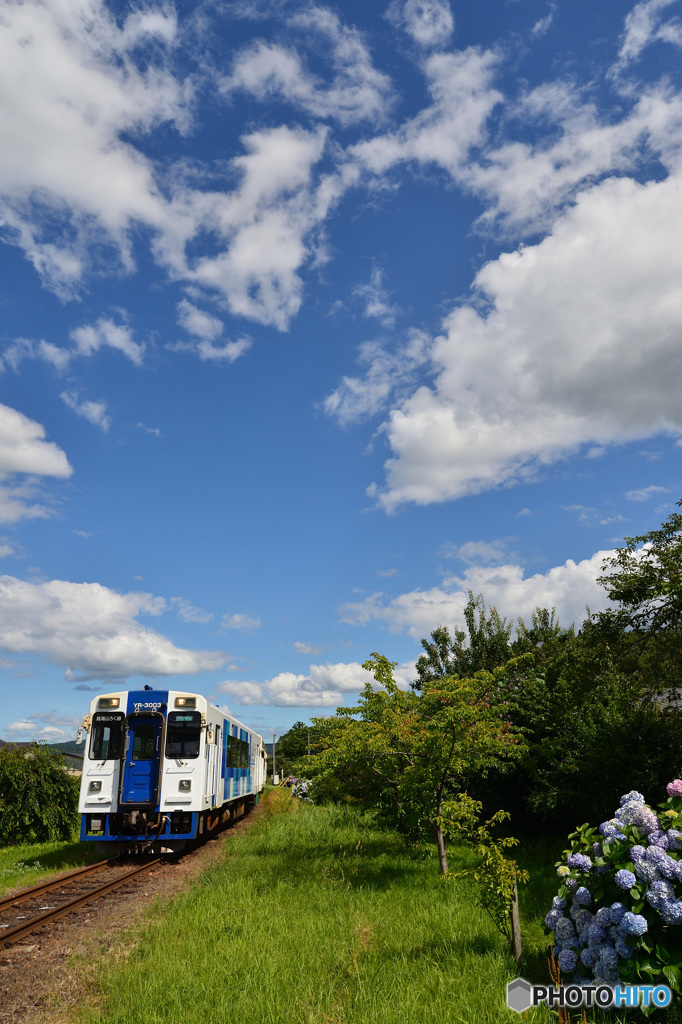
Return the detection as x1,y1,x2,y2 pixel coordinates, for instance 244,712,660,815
436,821,448,874
510,875,523,968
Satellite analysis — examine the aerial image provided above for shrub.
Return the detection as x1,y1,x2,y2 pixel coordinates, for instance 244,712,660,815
545,783,682,994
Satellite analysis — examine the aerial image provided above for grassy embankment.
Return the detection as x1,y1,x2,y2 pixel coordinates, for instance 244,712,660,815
0,838,103,895
68,791,558,1024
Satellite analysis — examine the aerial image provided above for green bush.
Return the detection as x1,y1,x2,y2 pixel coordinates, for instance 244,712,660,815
0,743,79,844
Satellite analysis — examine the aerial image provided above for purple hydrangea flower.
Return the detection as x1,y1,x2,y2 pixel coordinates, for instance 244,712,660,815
630,845,647,862
593,842,602,857
667,829,682,851
568,853,593,872
599,819,626,841
574,886,591,905
648,830,669,849
558,949,578,973
631,806,660,836
615,869,636,890
667,780,682,798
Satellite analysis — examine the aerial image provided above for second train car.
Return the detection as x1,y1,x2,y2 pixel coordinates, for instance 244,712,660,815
77,688,266,852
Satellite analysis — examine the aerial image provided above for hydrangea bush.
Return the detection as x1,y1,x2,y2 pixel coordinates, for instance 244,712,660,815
546,781,682,993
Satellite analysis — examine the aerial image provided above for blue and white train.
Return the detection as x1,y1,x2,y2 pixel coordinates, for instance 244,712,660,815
77,688,266,852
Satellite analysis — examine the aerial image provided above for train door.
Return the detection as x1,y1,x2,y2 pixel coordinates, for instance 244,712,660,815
120,715,162,805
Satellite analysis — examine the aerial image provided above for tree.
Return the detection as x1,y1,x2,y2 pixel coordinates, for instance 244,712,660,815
413,592,513,690
306,654,525,873
0,743,79,844
275,721,322,776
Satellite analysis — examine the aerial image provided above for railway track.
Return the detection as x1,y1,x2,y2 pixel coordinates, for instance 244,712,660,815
0,857,161,948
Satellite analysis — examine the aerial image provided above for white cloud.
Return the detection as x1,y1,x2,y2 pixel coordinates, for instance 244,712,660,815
352,266,399,327
70,319,145,366
324,329,430,426
224,9,393,125
625,484,671,501
443,539,511,565
177,300,224,342
0,576,224,681
0,404,72,522
3,711,80,743
388,0,454,48
0,0,187,296
350,47,501,180
369,170,682,511
60,392,110,432
340,551,612,639
615,0,682,70
294,641,322,654
170,597,214,623
222,613,261,632
217,658,416,706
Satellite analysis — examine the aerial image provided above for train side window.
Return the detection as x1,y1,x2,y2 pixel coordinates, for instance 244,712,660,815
89,713,124,760
166,712,201,759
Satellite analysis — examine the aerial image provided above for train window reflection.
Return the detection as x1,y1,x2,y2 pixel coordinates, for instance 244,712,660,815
131,723,157,760
90,713,124,760
166,712,201,759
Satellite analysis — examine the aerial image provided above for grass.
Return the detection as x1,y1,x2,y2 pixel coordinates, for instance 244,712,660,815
80,792,554,1024
0,836,104,896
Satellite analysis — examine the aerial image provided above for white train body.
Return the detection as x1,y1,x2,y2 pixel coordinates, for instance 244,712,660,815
78,689,266,850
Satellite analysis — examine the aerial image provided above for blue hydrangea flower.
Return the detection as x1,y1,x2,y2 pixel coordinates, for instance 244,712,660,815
558,949,578,973
615,869,636,889
661,900,682,925
580,947,595,968
545,908,562,929
630,844,647,862
555,917,576,941
646,879,675,911
620,791,645,806
633,858,659,883
667,829,682,851
620,912,648,936
599,819,626,841
593,842,602,857
574,886,591,905
615,936,633,959
609,902,626,924
595,906,612,926
552,895,566,911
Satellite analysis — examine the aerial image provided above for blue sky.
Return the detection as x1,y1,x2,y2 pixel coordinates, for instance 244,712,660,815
1,0,681,745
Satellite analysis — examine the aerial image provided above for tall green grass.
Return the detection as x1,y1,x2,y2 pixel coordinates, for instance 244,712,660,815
0,837,103,895
83,796,552,1024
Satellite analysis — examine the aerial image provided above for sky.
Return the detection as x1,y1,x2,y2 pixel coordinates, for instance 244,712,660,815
0,0,681,746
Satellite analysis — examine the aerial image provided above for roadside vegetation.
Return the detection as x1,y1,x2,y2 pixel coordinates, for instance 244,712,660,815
0,837,103,896
80,792,553,1024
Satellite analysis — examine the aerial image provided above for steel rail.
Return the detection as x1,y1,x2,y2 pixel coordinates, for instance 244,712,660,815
0,859,161,948
0,858,114,912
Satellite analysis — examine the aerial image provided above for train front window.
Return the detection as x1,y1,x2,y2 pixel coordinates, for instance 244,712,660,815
90,713,124,760
131,724,157,760
166,712,201,759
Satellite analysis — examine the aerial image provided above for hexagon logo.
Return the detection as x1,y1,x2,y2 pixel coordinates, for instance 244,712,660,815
507,977,533,1013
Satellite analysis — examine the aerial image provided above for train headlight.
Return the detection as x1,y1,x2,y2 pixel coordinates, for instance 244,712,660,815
175,696,196,708
179,779,191,792
88,780,102,793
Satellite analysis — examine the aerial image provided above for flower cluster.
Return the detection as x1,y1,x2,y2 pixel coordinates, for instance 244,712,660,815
545,784,682,991
292,778,313,801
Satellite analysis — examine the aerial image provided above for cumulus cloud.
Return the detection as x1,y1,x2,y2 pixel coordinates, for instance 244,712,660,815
368,170,682,510
340,551,612,639
216,659,416,706
60,392,111,432
0,404,72,522
0,576,224,680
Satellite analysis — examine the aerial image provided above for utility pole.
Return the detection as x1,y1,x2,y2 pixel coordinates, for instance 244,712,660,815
272,733,276,783
307,729,310,757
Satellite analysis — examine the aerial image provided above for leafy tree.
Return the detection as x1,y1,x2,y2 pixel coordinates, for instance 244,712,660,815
306,654,525,873
0,743,79,844
413,592,513,690
275,721,322,776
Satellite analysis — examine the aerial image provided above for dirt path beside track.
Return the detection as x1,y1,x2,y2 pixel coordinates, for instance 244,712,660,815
0,801,266,1024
